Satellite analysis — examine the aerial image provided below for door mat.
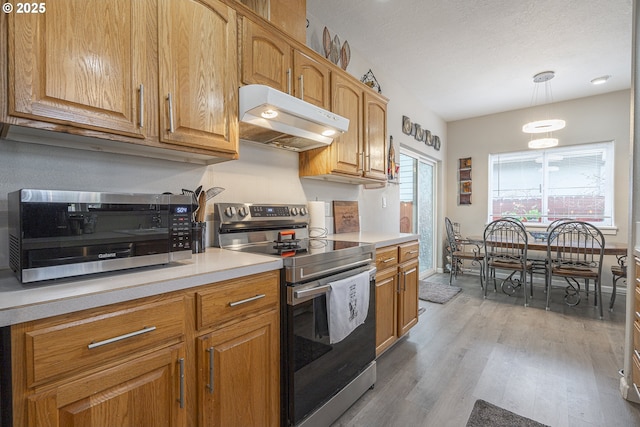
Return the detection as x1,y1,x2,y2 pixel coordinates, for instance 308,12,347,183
418,281,461,304
466,399,549,427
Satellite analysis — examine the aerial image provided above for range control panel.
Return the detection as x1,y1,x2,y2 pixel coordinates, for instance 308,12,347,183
214,203,308,222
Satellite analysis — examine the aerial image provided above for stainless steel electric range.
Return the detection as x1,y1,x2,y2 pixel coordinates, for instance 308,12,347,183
213,203,376,427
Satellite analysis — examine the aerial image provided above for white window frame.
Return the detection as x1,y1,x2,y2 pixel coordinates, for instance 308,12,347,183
487,141,615,230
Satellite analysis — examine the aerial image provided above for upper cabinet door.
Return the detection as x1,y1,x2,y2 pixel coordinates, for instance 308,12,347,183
293,50,330,110
363,92,388,181
241,18,292,93
8,0,148,138
331,73,363,176
159,0,239,154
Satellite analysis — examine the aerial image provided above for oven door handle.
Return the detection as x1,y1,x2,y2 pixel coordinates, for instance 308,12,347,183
294,284,331,299
300,258,374,280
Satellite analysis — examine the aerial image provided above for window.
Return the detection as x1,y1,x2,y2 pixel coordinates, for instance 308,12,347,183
488,142,614,226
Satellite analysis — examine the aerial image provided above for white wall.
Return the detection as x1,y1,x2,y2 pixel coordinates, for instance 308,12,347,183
446,89,631,280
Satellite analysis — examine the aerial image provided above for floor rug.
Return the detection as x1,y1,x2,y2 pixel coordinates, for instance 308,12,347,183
466,399,549,427
418,281,461,304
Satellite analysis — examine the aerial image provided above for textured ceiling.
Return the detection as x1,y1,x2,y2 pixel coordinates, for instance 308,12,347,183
306,0,633,122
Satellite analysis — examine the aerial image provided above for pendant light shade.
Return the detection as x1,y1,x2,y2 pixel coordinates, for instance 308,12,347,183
523,71,566,149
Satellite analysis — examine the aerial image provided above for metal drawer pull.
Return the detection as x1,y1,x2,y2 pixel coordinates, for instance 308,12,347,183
167,93,174,133
406,250,419,254
403,268,417,276
382,258,396,263
635,349,640,360
636,311,640,320
87,326,156,349
138,84,144,128
229,294,266,307
207,347,215,394
635,383,640,399
178,357,185,408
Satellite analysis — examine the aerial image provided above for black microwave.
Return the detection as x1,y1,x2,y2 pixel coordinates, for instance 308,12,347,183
8,189,193,283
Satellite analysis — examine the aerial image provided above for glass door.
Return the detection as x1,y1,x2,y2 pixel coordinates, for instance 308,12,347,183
399,150,436,277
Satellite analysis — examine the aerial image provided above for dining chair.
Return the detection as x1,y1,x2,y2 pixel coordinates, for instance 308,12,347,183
546,221,605,319
529,218,575,292
610,254,627,311
445,217,484,288
483,218,533,306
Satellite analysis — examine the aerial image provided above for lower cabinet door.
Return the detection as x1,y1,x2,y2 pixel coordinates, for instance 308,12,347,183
375,267,398,356
27,343,186,427
197,310,280,427
398,258,419,336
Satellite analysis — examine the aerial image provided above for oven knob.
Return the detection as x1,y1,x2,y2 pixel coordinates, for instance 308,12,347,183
238,206,248,217
300,207,307,216
224,206,236,217
291,207,299,216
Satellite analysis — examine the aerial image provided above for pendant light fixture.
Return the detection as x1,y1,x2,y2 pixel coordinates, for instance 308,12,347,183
523,71,565,149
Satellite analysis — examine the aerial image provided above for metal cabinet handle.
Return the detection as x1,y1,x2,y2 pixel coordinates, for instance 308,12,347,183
635,349,640,360
178,357,185,408
636,311,640,320
358,152,365,172
167,93,174,133
138,84,144,128
299,75,304,100
87,326,156,349
365,153,370,172
229,294,266,307
407,250,419,255
635,383,640,400
287,69,292,95
382,257,396,263
206,346,214,394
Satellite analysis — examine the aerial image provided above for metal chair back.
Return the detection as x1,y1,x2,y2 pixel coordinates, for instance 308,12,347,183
483,218,530,305
546,221,605,317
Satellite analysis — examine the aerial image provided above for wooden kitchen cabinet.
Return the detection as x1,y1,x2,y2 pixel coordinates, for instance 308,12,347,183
241,17,330,109
197,310,279,427
7,0,150,138
25,344,186,427
9,295,188,427
235,0,307,44
6,270,281,427
194,270,280,427
374,240,419,356
299,72,388,184
158,0,239,154
4,0,239,160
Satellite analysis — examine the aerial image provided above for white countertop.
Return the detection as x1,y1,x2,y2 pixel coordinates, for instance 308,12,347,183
0,249,282,327
328,232,419,248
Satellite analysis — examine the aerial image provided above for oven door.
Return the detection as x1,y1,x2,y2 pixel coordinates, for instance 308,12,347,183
283,265,376,426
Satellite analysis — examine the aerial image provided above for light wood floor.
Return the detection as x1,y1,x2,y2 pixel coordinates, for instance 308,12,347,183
332,273,640,427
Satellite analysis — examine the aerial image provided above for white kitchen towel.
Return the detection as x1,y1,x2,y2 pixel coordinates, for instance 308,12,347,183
326,270,370,344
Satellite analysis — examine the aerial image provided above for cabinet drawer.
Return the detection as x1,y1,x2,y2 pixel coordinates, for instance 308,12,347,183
196,270,279,330
376,246,399,270
399,241,419,263
25,296,185,386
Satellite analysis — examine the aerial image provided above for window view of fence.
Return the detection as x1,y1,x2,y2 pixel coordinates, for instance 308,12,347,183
488,142,614,226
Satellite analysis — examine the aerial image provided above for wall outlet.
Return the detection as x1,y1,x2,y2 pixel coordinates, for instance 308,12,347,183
325,201,331,216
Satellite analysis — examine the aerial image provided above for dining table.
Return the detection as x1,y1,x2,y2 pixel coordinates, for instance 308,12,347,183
465,235,628,256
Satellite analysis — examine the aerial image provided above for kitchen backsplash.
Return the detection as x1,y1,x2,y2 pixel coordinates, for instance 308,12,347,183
0,137,397,270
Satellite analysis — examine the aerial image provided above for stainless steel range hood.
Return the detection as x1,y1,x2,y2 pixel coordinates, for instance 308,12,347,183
239,84,349,151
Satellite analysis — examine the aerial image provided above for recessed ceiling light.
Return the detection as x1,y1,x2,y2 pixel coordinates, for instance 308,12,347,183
590,75,611,85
